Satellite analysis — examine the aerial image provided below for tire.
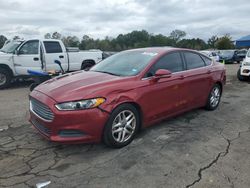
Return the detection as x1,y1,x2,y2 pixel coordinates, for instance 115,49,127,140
205,84,222,111
103,104,140,148
29,83,39,91
81,61,94,71
0,68,12,89
237,69,247,81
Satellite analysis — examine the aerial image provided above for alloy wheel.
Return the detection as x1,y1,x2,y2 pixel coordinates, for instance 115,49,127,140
210,87,221,108
111,110,136,143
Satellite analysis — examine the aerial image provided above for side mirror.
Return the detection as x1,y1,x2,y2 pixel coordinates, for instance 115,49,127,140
155,69,172,78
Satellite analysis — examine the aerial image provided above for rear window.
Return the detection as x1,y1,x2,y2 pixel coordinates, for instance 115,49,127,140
43,41,62,53
184,52,205,69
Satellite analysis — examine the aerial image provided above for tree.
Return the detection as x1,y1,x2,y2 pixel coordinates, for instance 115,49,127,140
170,30,186,44
51,32,62,39
62,36,80,47
215,34,234,50
0,35,7,48
178,38,207,50
44,33,51,39
79,35,92,50
150,34,174,47
207,35,218,49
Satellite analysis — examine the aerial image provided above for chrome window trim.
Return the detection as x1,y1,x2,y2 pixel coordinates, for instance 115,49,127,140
141,61,214,81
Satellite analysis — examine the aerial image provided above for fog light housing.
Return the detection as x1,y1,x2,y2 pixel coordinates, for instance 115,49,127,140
59,130,85,137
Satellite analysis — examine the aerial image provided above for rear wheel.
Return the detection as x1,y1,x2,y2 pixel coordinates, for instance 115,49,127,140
103,104,139,148
237,69,247,81
205,84,221,111
81,61,95,71
0,68,12,89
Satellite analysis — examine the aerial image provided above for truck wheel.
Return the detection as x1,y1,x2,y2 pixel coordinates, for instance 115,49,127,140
237,69,247,81
81,61,94,71
0,68,12,89
29,83,39,91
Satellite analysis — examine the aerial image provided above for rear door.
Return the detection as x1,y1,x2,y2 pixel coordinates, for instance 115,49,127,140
42,41,68,71
13,40,42,75
181,51,213,108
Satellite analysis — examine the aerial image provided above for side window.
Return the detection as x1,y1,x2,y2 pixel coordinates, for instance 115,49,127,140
19,40,39,55
146,52,183,77
201,55,212,66
43,41,62,53
184,52,205,69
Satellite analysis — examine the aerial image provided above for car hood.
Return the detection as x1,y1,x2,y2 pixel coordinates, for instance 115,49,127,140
34,71,130,102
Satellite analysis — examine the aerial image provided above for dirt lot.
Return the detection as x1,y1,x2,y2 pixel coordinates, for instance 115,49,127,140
0,64,249,188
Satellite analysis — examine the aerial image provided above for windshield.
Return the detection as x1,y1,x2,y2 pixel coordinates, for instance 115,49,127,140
219,50,234,57
237,50,247,56
247,50,250,57
90,50,158,76
0,41,23,53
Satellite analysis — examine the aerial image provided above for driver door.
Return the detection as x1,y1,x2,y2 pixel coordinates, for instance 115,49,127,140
139,52,186,125
13,40,42,75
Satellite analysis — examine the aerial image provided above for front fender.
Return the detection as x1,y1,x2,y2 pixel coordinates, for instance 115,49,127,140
0,54,15,75
100,88,139,113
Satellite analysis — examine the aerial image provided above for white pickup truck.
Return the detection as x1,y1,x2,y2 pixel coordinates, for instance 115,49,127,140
0,39,103,88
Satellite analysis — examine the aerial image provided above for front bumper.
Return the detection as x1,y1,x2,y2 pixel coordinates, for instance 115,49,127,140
29,90,110,144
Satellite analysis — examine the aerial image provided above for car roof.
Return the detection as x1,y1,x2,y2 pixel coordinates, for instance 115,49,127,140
126,47,192,54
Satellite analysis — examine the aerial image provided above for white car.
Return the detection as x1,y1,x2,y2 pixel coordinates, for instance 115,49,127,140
0,39,103,88
237,49,250,81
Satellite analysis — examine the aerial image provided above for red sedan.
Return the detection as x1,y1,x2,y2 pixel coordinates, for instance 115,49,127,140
29,47,226,148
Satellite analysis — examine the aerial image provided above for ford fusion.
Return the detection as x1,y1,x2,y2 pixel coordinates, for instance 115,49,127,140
29,47,226,148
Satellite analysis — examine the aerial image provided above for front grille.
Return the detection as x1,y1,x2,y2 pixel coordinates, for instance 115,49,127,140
30,98,54,121
31,118,51,136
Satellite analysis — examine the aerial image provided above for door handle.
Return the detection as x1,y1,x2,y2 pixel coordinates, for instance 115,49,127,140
59,55,64,59
33,57,39,61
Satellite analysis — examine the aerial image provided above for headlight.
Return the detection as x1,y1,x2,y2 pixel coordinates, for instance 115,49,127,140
55,98,105,111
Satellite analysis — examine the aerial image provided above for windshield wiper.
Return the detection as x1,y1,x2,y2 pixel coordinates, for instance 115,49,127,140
92,70,121,76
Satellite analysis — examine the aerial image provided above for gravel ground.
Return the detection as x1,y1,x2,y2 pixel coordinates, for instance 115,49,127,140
0,64,249,188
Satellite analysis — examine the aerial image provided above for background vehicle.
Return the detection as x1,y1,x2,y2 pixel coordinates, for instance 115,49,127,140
236,49,247,62
200,50,219,61
237,49,250,81
0,39,103,89
29,47,226,148
218,50,241,64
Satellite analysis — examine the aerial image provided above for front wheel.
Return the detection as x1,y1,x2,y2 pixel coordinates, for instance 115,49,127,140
0,68,12,89
103,104,140,148
205,84,221,111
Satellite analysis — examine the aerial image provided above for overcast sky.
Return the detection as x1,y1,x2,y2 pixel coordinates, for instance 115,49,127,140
0,0,249,41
